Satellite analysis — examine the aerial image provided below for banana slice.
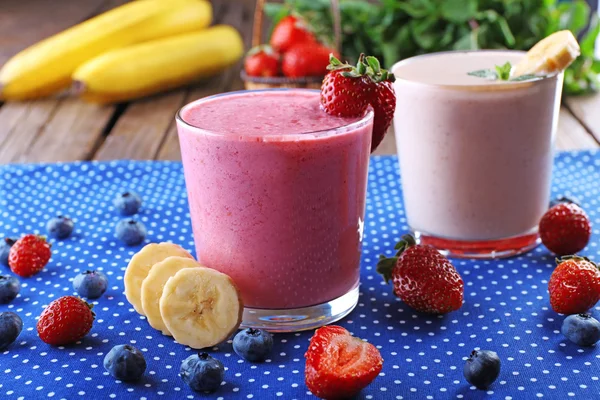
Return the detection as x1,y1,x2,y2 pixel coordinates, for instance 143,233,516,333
141,256,201,335
124,242,193,315
159,267,243,349
512,30,580,77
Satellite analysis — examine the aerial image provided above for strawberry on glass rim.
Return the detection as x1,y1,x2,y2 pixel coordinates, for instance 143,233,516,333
320,54,396,152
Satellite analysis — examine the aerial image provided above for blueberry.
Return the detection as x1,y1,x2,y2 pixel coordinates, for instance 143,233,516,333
46,215,74,239
0,275,20,304
0,312,23,350
73,270,108,299
103,344,147,381
561,313,600,346
115,219,147,246
463,350,501,389
0,238,16,266
550,195,581,209
233,328,273,362
180,352,224,393
114,192,142,216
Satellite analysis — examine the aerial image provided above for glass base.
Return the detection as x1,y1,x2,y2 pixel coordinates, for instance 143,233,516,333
414,230,540,259
240,285,359,333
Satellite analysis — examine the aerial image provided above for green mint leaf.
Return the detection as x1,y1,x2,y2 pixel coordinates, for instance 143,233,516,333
494,62,512,81
467,69,498,80
510,74,545,82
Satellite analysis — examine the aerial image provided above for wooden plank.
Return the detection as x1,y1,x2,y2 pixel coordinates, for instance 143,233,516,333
0,0,106,65
0,99,61,163
564,94,600,143
16,98,115,163
556,107,599,150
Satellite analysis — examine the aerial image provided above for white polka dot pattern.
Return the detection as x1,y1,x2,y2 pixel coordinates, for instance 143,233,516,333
0,153,599,399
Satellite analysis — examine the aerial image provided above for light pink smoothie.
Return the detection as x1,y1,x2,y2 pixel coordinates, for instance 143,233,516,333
392,51,562,255
176,90,373,309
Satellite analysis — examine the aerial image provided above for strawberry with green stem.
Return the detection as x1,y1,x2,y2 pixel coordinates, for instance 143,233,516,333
320,54,396,152
377,234,464,314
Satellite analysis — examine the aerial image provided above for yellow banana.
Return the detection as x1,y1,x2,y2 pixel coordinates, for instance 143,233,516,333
0,0,212,101
73,25,244,104
512,30,580,77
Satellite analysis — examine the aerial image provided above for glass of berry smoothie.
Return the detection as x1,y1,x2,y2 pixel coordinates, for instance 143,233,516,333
176,89,373,332
391,50,564,258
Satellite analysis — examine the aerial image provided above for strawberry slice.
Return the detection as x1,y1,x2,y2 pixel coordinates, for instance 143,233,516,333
320,55,396,152
305,325,383,399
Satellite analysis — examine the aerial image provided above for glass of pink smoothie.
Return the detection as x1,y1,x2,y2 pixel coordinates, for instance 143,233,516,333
176,89,373,331
392,50,563,259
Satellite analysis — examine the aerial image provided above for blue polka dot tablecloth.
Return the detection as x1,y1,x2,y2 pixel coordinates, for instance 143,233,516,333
1,151,600,400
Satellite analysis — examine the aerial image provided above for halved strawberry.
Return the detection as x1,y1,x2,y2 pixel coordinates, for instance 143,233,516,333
305,325,383,399
320,55,396,152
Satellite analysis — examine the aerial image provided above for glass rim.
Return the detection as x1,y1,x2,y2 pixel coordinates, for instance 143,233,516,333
391,49,562,90
175,88,374,139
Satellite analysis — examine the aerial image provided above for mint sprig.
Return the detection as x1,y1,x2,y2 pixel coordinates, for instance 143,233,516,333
468,61,544,82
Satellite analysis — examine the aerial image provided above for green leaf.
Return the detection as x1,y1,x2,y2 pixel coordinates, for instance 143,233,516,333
410,16,441,50
556,1,589,35
495,62,513,80
440,0,477,23
580,15,600,56
467,69,498,80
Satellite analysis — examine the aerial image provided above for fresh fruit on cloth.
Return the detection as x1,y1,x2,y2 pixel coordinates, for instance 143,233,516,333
320,54,396,152
115,219,147,246
512,30,580,77
244,45,280,77
0,312,23,350
180,352,225,393
159,267,243,349
233,328,274,362
72,25,244,104
0,0,212,100
73,270,108,299
124,242,193,316
140,256,201,335
561,313,600,346
0,238,16,266
46,215,74,239
305,325,383,399
0,275,20,304
114,191,142,215
540,202,591,256
270,15,316,53
104,344,147,381
463,350,501,389
37,296,94,346
377,234,464,314
8,234,51,277
282,42,337,78
548,256,600,315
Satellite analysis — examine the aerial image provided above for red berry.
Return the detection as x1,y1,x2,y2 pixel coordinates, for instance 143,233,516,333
540,203,591,256
37,296,95,346
305,325,382,399
8,235,51,277
244,46,279,77
548,256,600,315
320,54,396,152
270,15,315,53
282,42,337,78
377,235,464,314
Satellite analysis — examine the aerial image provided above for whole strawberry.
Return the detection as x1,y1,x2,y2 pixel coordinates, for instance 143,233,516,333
320,54,396,152
282,42,337,78
37,296,94,346
270,15,315,53
305,325,382,399
9,235,51,277
548,256,600,315
540,202,591,256
244,45,279,78
377,234,464,314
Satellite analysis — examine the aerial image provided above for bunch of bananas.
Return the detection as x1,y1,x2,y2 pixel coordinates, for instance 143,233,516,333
0,0,244,103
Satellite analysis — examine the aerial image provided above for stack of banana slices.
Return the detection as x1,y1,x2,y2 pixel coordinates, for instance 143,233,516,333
124,243,243,349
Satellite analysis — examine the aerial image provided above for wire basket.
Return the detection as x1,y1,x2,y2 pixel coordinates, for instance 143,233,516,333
241,0,341,90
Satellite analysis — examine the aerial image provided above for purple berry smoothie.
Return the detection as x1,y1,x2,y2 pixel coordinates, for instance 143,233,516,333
176,89,373,309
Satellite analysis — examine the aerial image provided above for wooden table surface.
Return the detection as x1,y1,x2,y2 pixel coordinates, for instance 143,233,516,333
1,0,599,164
